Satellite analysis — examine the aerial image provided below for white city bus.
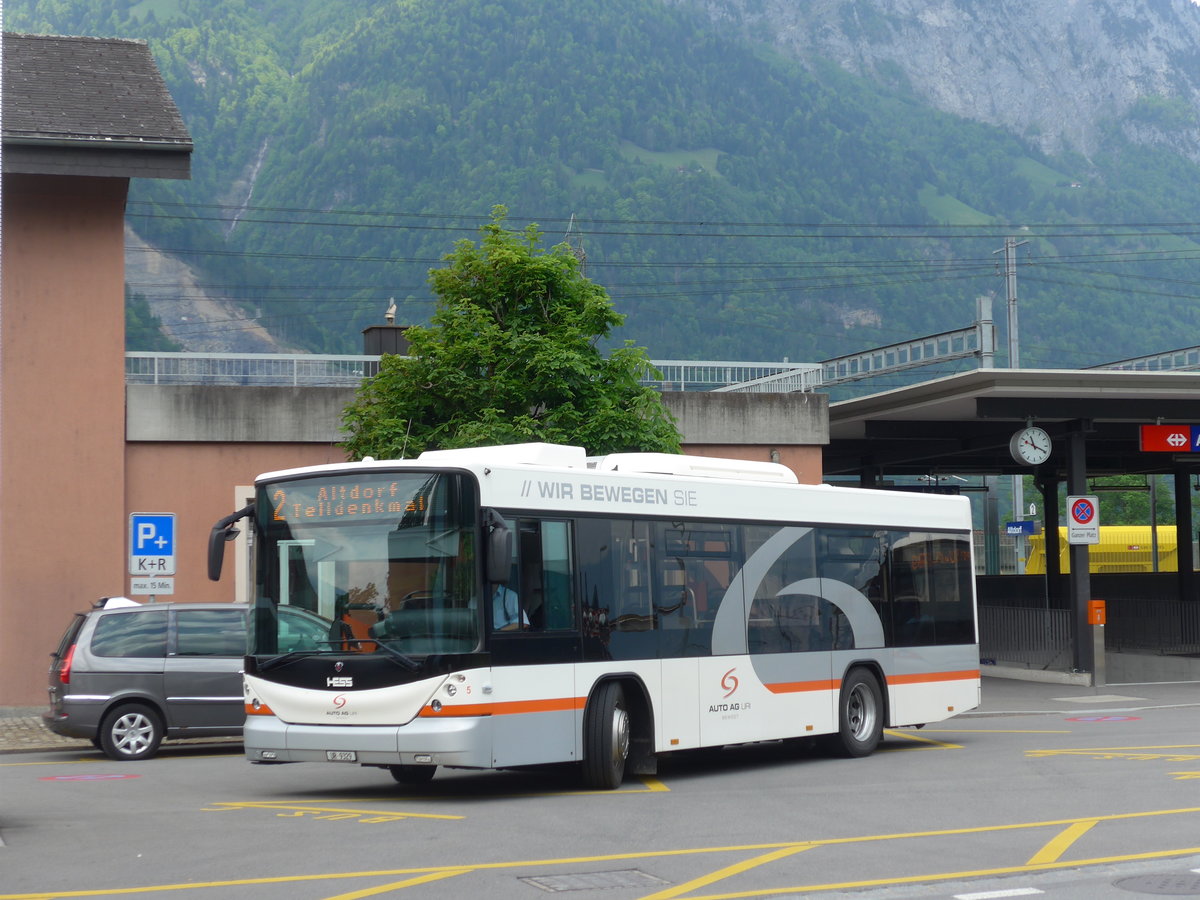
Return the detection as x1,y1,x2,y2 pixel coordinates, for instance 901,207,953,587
209,443,979,789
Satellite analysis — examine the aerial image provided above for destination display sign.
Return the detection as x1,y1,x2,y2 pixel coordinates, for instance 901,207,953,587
266,474,441,524
1139,424,1200,452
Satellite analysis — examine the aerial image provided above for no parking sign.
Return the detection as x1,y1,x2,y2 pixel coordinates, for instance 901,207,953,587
1067,495,1100,545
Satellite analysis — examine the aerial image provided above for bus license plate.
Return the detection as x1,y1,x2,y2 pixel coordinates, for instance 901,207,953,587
326,750,356,762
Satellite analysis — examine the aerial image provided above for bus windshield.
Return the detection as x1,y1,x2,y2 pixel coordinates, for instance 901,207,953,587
251,471,480,657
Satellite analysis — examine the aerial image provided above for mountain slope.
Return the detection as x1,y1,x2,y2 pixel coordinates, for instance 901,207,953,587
674,0,1200,161
9,0,1200,378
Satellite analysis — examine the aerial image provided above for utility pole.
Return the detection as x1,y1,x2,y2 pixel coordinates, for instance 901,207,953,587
564,214,587,277
995,237,1030,573
994,237,1029,368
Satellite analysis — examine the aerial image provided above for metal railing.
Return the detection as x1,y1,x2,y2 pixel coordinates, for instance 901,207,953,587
819,325,985,386
127,352,380,386
710,364,825,394
126,352,821,391
1105,598,1200,655
979,605,1072,670
979,596,1200,672
1090,345,1200,373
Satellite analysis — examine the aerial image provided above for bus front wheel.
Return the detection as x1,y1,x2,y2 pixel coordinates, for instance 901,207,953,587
824,669,883,758
582,682,630,790
388,764,436,784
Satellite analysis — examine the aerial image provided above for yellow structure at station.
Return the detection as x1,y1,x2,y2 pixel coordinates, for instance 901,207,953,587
1025,526,1186,574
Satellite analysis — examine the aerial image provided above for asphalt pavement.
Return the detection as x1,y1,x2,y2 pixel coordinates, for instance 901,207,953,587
3,675,1198,755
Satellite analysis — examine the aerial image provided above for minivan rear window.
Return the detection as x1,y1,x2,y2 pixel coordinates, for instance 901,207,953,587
53,614,86,659
91,610,168,658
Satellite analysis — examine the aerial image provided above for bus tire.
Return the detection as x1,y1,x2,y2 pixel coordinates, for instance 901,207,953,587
388,764,436,784
824,668,883,758
582,682,630,790
99,702,164,761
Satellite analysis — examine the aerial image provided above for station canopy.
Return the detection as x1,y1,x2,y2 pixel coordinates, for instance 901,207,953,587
823,368,1200,479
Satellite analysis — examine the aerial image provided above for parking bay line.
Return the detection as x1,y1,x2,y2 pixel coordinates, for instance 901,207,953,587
8,807,1200,900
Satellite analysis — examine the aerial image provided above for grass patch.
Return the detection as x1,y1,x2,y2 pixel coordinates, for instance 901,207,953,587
130,0,184,22
570,170,609,191
917,184,993,225
618,140,722,176
1014,156,1074,192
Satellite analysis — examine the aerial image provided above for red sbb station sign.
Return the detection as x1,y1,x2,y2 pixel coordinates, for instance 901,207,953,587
1139,425,1200,452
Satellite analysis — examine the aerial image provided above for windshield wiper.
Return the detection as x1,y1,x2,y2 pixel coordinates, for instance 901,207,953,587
352,638,421,671
261,641,420,672
257,649,322,672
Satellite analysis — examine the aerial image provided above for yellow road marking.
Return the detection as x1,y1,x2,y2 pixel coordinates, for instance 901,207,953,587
882,729,962,750
1032,748,1200,753
1028,745,1200,762
918,729,1072,734
668,845,1200,900
637,845,814,900
319,869,469,899
204,801,463,821
8,807,1200,899
1026,819,1097,865
0,751,235,768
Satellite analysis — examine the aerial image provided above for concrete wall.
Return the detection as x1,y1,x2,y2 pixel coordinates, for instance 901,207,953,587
1,175,130,706
126,385,356,442
0,376,827,706
662,391,828,484
128,386,829,448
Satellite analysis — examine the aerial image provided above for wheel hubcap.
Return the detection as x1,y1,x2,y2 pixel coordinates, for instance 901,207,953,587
113,714,153,756
612,706,630,768
847,685,877,741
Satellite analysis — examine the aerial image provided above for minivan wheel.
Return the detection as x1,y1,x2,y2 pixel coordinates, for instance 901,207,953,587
99,703,164,761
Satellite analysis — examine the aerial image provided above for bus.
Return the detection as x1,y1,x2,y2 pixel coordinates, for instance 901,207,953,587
208,442,980,789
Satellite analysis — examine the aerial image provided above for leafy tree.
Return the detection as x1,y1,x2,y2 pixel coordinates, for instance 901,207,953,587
341,208,682,459
125,289,182,351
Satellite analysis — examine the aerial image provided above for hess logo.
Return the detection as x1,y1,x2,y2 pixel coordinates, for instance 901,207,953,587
327,676,353,688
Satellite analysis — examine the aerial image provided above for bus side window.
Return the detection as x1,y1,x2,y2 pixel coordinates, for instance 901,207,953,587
508,519,576,632
538,521,574,630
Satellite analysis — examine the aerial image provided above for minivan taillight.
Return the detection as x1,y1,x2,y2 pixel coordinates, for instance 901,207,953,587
57,644,76,685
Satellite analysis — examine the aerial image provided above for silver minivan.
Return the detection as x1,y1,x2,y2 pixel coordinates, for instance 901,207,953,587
43,598,332,760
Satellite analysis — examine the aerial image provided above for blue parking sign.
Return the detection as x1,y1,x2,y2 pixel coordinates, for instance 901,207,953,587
129,513,176,575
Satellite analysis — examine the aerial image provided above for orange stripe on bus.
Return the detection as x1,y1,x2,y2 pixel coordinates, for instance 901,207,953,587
418,696,586,718
887,669,980,686
765,679,840,694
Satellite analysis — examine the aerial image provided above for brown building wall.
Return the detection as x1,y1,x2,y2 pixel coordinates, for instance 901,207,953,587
684,444,824,485
123,441,350,605
1,175,130,707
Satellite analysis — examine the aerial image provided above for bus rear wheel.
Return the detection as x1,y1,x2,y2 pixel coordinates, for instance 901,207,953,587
823,669,883,758
582,682,630,790
388,764,436,784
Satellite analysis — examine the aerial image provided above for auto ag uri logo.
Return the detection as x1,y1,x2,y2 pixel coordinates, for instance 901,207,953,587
721,667,739,698
326,693,353,718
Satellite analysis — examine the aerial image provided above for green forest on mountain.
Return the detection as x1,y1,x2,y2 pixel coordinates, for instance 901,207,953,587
12,0,1200,380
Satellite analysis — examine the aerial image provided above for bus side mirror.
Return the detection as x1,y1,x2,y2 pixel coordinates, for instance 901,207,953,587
484,508,511,585
208,504,254,582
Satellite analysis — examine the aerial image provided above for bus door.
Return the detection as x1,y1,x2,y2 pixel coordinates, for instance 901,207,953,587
655,522,737,751
703,524,834,745
489,518,581,767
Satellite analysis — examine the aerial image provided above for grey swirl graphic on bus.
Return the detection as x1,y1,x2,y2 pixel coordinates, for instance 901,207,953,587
711,525,885,656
